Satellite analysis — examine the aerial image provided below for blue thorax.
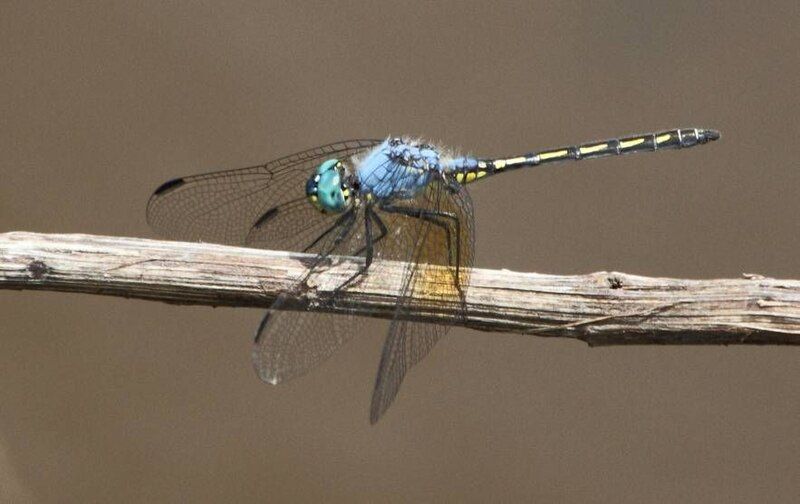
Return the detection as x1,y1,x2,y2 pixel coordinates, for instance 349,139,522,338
356,138,442,199
355,138,481,200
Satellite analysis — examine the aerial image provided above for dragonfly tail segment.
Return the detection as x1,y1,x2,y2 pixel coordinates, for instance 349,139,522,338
447,127,720,185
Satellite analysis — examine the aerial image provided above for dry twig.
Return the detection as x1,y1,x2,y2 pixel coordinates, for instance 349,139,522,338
1,231,799,346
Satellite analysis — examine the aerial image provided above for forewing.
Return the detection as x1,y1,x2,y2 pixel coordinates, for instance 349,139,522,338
147,140,380,384
245,196,344,252
367,176,475,423
146,139,380,248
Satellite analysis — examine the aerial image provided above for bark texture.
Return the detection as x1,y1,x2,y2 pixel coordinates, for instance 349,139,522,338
1,232,799,346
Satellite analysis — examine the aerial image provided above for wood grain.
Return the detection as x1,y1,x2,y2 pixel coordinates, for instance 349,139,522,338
1,232,799,346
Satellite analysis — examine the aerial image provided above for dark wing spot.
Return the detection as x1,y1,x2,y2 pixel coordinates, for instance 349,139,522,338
153,178,186,196
252,207,280,228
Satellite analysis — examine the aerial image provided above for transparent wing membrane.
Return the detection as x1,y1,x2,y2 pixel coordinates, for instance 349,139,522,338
146,140,383,386
146,139,381,247
251,204,372,384
148,140,476,422
367,175,475,423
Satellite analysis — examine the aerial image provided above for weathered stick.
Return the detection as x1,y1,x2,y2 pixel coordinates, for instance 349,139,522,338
1,231,799,346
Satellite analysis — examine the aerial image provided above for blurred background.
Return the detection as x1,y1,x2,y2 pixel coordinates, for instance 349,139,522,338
1,1,798,502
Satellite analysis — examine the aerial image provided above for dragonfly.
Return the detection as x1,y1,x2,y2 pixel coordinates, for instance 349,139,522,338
147,127,719,423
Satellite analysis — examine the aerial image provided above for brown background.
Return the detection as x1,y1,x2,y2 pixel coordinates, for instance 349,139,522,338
1,1,799,502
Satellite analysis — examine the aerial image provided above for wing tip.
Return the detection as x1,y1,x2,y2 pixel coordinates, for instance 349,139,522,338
369,401,386,425
152,177,186,196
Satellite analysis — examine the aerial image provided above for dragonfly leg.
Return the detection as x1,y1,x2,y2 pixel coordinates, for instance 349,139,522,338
353,205,388,256
444,176,462,194
256,209,357,309
299,208,358,285
424,210,461,283
378,202,464,294
334,205,377,293
301,207,356,254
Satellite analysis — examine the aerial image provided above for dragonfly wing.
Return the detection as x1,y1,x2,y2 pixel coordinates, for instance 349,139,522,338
252,205,372,383
146,139,381,248
369,321,441,424
245,196,343,252
147,140,380,383
368,175,475,423
252,295,354,383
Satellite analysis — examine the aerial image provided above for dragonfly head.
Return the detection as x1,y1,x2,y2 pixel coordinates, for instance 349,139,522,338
306,159,353,213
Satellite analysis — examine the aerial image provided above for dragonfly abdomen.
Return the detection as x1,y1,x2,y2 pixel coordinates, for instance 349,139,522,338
445,127,720,185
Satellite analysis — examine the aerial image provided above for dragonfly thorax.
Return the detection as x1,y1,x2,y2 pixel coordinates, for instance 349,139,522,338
305,158,355,213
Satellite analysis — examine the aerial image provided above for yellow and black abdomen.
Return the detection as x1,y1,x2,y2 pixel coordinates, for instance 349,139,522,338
448,127,719,185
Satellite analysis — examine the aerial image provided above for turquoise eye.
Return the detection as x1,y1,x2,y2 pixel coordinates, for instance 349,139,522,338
316,159,339,174
306,159,349,213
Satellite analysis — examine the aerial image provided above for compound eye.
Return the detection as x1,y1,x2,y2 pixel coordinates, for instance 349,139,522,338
307,160,349,213
316,158,340,175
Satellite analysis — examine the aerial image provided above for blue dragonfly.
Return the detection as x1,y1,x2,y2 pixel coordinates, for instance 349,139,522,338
147,127,719,423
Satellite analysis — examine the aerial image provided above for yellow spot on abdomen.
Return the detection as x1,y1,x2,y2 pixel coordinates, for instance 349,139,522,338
579,143,608,154
656,133,672,144
538,149,569,161
619,137,645,149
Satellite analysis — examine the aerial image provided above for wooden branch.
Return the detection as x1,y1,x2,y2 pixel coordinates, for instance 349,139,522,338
1,231,799,346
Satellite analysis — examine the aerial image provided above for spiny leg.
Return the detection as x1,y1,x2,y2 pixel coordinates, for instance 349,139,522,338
299,208,358,285
424,209,462,284
354,205,388,256
334,205,378,295
254,209,358,346
421,181,465,284
370,208,389,249
302,208,356,254
441,178,468,275
379,202,464,294
379,202,456,268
